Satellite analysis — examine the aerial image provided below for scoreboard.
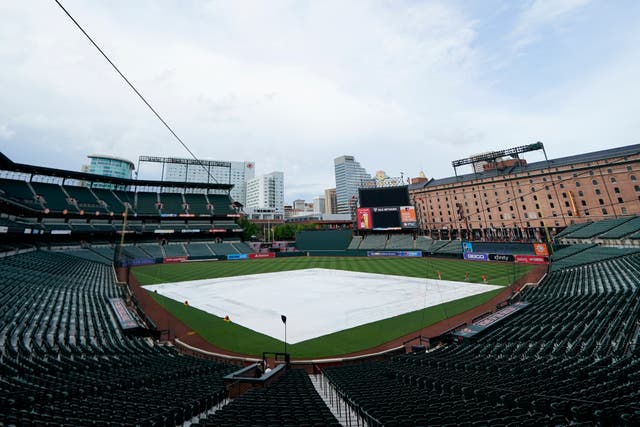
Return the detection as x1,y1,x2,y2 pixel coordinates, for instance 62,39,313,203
357,186,417,230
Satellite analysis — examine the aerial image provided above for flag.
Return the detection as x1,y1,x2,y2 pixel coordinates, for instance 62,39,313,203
281,315,287,324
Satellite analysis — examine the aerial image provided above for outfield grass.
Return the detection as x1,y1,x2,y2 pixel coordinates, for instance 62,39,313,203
135,257,532,358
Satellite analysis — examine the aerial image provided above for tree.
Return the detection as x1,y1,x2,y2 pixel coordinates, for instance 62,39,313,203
238,217,261,241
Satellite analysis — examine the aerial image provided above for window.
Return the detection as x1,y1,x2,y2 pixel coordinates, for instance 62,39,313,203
599,199,604,205
631,175,637,182
550,203,555,208
562,192,567,198
589,170,594,176
595,189,601,195
581,200,586,206
578,191,584,197
547,194,552,200
592,179,598,185
560,184,565,189
585,209,590,216
576,181,581,187
622,207,628,214
607,168,613,174
618,197,624,204
611,177,617,183
627,166,633,171
533,195,538,201
614,187,620,194
602,208,608,215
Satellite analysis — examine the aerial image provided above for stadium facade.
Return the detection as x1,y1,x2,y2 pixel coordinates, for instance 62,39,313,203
163,157,255,206
410,143,640,240
334,155,370,215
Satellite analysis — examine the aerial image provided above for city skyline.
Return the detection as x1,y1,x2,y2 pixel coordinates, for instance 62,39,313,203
1,1,639,202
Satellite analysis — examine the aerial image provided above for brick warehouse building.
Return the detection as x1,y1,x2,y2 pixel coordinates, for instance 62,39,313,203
409,144,640,241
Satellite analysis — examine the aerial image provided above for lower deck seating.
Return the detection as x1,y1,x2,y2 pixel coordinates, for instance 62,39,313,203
322,251,640,426
200,368,340,427
0,251,236,426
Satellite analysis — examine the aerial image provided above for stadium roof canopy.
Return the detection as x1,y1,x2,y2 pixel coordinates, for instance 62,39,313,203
0,152,233,190
409,143,640,190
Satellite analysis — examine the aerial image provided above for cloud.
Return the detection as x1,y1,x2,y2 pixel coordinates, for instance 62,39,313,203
0,124,15,140
0,0,638,203
510,0,591,49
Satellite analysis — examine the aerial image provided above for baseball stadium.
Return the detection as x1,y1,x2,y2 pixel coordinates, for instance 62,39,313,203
1,145,639,426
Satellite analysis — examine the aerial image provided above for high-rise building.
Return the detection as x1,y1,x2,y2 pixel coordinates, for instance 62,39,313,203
334,155,370,214
84,154,135,189
163,158,255,205
324,188,337,214
246,171,284,215
313,196,326,214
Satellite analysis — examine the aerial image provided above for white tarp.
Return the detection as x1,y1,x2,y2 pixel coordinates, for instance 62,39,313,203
146,268,501,343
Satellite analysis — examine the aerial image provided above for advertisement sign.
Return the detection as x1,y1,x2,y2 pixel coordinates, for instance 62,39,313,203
122,258,155,267
462,241,473,253
367,250,422,257
399,206,418,228
227,253,249,260
533,243,549,256
489,253,515,262
0,226,8,234
515,255,549,265
248,253,276,259
464,252,489,261
356,208,372,230
163,256,187,264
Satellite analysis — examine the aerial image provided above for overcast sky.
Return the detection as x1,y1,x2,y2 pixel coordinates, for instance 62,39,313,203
1,0,639,203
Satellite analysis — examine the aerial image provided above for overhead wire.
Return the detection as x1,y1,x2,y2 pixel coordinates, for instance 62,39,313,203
53,0,219,184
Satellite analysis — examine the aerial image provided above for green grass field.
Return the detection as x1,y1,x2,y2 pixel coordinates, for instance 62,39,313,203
134,257,532,358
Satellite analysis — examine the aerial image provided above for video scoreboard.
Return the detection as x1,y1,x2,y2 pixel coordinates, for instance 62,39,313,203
356,186,417,231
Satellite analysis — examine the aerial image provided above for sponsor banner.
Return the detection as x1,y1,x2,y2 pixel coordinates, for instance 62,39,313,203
226,214,241,218
0,226,7,233
489,253,515,262
453,302,529,338
399,206,417,228
209,228,227,233
356,208,372,230
533,243,549,256
108,298,140,330
178,213,195,218
51,229,72,235
464,252,489,261
124,258,155,266
249,253,276,259
462,241,473,253
154,229,175,234
372,206,399,212
227,253,249,260
180,229,200,233
515,254,549,265
163,256,187,264
367,250,422,257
